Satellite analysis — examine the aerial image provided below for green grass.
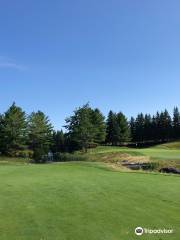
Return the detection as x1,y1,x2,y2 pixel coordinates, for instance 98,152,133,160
0,142,179,239
86,145,180,160
0,162,179,240
74,142,180,171
154,141,180,150
135,148,180,160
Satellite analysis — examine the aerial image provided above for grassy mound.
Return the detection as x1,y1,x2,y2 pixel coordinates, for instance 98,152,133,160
154,141,180,150
0,162,179,240
79,144,180,170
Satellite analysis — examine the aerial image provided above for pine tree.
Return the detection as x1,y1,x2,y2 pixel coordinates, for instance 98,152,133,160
65,104,95,152
0,103,27,155
91,108,106,144
28,111,53,162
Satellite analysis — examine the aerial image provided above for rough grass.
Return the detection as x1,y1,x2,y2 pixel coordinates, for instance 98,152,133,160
0,156,29,165
79,144,180,170
85,145,180,161
0,162,179,240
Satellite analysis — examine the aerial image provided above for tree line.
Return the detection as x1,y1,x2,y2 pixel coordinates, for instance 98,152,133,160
130,107,180,144
0,103,180,162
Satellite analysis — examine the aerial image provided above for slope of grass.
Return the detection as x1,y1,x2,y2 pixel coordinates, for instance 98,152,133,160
0,162,179,240
83,144,180,162
154,141,180,150
137,148,180,160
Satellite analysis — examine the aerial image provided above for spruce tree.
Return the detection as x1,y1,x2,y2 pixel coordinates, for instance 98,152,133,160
164,109,172,140
135,113,145,142
28,111,53,162
159,110,172,141
130,117,136,142
151,115,158,142
173,107,180,139
106,111,130,145
106,110,117,145
116,112,130,143
155,112,161,141
144,114,152,141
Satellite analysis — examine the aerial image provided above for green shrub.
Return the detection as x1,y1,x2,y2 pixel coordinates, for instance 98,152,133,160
33,149,47,163
7,149,33,158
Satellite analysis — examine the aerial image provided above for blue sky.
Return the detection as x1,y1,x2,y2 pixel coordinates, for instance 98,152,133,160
0,0,180,129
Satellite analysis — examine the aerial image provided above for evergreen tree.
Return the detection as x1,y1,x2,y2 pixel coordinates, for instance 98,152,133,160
135,113,145,142
106,110,117,145
155,112,161,141
106,111,130,145
130,117,136,142
28,111,53,162
51,130,65,153
0,103,27,155
164,109,172,140
65,104,95,152
0,103,179,154
91,108,106,144
151,115,158,141
116,112,130,143
144,114,152,141
173,107,180,139
0,114,4,153
159,110,172,141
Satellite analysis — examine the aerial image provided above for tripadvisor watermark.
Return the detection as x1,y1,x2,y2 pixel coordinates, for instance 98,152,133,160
135,226,174,236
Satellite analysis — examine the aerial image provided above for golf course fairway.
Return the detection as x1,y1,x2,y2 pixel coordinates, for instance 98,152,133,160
0,162,179,240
